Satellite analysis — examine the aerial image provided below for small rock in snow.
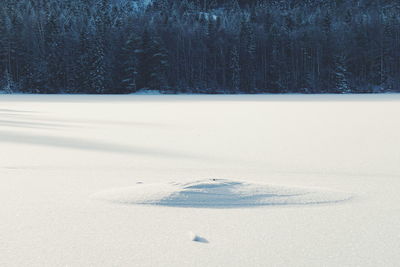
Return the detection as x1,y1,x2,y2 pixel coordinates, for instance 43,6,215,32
189,232,209,243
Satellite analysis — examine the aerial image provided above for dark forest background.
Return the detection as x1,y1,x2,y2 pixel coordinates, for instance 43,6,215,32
1,0,400,94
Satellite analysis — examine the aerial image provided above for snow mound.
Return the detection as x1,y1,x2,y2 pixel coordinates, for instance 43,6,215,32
93,179,352,208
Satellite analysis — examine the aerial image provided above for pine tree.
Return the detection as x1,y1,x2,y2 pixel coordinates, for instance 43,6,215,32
334,54,350,93
119,34,140,93
136,30,152,90
45,13,64,92
229,45,240,92
320,17,335,93
75,28,91,93
87,0,110,94
239,20,256,92
97,0,111,40
380,18,396,91
1,69,15,93
205,18,218,89
0,16,7,76
88,36,106,94
136,30,169,91
3,12,20,86
266,46,282,93
148,36,169,91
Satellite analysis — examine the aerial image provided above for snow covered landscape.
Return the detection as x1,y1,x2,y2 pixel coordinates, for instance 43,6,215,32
1,94,399,266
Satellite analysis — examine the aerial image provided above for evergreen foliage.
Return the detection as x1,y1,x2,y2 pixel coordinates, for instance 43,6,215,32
0,0,399,94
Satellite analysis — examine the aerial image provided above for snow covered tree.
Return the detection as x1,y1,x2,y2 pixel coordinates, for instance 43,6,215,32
334,54,350,93
88,37,107,94
0,0,399,93
119,34,140,93
1,69,16,93
136,30,168,91
97,0,111,40
148,36,169,91
87,0,111,94
136,30,152,90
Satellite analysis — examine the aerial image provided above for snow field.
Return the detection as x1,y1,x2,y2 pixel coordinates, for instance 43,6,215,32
0,94,399,266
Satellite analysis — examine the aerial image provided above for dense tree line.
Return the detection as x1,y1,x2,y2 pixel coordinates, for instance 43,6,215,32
1,0,400,94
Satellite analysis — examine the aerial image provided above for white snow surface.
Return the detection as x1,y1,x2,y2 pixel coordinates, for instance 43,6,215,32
93,179,352,207
1,94,400,267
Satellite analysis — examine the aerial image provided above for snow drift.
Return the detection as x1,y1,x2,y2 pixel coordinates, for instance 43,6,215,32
93,179,352,208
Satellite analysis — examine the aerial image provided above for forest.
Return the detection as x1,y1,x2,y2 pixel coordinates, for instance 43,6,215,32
1,0,400,94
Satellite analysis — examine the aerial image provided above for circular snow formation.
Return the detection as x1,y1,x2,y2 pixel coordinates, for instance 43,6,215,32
93,179,352,208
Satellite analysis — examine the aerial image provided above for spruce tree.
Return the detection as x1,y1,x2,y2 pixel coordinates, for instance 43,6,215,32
88,36,106,94
45,13,64,92
239,20,256,93
229,46,240,93
148,36,169,91
1,69,15,93
206,18,218,89
136,29,152,90
88,0,110,94
119,34,140,93
76,29,91,93
0,16,5,73
137,30,168,91
334,55,350,93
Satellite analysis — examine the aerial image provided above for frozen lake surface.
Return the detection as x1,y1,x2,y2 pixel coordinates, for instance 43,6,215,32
0,94,399,266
